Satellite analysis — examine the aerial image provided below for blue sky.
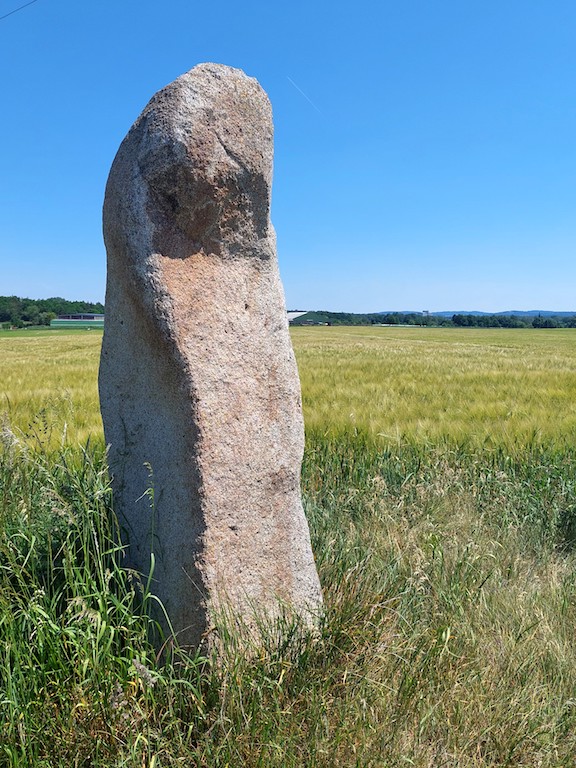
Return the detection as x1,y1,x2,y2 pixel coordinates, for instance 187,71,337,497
1,1,575,312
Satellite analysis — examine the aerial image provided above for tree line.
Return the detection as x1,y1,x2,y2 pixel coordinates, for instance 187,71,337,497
291,311,576,328
0,296,105,328
3,297,575,330
450,314,576,328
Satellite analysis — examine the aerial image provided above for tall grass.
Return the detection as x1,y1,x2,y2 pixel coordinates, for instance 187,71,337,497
1,327,576,765
0,430,211,766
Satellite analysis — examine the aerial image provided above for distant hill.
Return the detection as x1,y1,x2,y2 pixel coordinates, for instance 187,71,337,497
426,310,576,318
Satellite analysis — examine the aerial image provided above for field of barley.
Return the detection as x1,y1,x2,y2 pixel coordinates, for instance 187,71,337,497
1,325,576,766
3,325,576,450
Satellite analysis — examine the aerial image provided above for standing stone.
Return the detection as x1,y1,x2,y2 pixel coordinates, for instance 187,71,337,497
99,63,322,647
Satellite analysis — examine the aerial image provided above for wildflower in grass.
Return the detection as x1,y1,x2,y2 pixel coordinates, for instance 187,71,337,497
132,659,157,689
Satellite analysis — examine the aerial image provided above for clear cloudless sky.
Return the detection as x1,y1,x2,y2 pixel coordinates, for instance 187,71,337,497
1,0,575,312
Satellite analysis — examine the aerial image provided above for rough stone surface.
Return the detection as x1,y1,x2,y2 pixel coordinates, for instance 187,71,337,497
99,63,322,647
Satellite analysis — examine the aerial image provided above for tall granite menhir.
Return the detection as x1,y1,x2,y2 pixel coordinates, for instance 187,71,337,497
99,63,322,647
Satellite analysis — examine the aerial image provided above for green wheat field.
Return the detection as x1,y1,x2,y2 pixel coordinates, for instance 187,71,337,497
1,326,576,766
